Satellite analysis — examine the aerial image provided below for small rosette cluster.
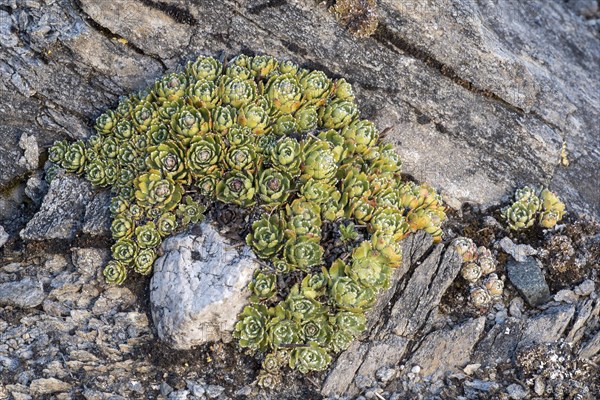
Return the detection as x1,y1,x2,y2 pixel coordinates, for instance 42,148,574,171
453,238,504,308
500,186,566,231
47,54,448,381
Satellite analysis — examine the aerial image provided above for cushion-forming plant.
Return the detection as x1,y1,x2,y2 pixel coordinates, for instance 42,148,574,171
48,54,447,386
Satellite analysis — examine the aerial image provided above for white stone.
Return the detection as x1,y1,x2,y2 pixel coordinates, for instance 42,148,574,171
150,222,259,350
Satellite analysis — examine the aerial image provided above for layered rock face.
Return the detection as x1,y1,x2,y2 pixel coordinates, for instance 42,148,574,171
1,0,599,226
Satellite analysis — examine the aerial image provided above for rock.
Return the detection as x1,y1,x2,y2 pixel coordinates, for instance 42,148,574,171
506,256,550,306
406,317,486,380
71,247,109,278
566,298,600,344
375,367,396,383
150,222,260,350
463,364,480,375
0,278,45,308
534,377,545,396
579,330,600,360
0,225,8,248
473,319,524,367
554,289,579,303
24,171,48,206
82,190,111,236
29,378,71,395
499,237,537,263
323,239,462,397
168,390,190,400
574,279,595,297
17,133,39,171
205,385,225,398
464,379,500,392
506,383,528,399
519,304,575,347
508,297,524,318
565,0,599,17
20,174,93,241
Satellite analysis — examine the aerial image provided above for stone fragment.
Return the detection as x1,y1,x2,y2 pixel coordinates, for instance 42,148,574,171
150,222,260,349
554,289,578,303
0,225,8,248
506,383,528,399
20,174,93,240
579,330,600,360
17,133,38,170
506,256,550,306
574,279,595,297
406,317,486,379
82,191,111,236
519,304,575,347
206,385,225,398
499,237,537,263
29,378,71,395
0,278,45,308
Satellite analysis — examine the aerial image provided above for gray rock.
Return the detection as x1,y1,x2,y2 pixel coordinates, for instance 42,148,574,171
150,222,259,350
375,367,397,383
24,171,48,206
464,379,500,392
407,317,486,380
579,329,600,360
0,225,8,248
554,289,579,303
506,383,528,399
323,238,462,397
574,279,595,297
29,378,71,395
565,0,599,17
17,132,39,171
519,304,575,347
508,297,524,318
499,237,537,263
506,256,550,306
168,390,190,400
0,278,45,308
20,174,93,241
205,385,225,398
566,298,600,344
82,190,111,236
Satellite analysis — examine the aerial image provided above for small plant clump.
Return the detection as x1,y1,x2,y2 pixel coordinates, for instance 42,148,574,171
454,238,504,308
330,0,379,38
501,186,566,231
47,54,447,384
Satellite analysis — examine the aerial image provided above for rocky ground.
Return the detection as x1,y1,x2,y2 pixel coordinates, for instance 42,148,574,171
1,0,599,399
0,172,598,399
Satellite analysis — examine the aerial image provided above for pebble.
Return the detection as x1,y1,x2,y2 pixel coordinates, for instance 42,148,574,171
507,383,528,399
463,363,481,375
464,379,500,392
554,289,578,303
189,383,205,397
206,385,225,398
574,279,595,297
495,310,508,324
376,366,397,383
0,225,8,248
509,297,524,318
168,390,190,400
499,237,537,262
534,377,545,395
411,365,421,374
160,382,174,397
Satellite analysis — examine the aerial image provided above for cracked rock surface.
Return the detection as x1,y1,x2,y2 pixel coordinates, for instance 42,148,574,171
0,0,598,223
150,222,259,350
